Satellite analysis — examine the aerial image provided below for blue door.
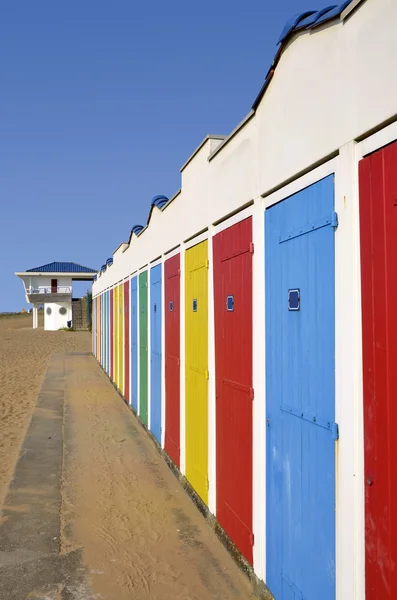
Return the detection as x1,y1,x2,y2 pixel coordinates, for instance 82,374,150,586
265,175,337,600
131,277,138,412
150,264,162,443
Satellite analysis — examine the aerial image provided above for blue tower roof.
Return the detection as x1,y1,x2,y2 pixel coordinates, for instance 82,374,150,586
26,261,97,273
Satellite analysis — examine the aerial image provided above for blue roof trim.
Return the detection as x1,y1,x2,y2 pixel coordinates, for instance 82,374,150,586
310,0,351,27
151,194,169,209
294,6,337,29
101,264,107,272
252,0,354,111
278,11,317,44
93,274,97,281
277,2,352,44
136,224,147,237
27,261,97,273
98,192,178,279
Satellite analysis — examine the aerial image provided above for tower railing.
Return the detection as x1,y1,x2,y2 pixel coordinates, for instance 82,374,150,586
26,286,72,295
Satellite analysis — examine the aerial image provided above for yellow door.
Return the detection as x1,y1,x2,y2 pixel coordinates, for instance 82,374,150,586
114,286,119,389
185,240,208,504
118,283,124,393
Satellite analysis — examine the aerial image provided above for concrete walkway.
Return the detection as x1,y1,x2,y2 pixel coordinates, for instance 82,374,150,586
0,353,261,599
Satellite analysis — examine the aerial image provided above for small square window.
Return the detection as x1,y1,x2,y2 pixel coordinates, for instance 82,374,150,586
288,289,300,311
227,295,234,311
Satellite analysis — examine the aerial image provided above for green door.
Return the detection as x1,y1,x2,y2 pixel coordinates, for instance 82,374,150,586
139,271,148,425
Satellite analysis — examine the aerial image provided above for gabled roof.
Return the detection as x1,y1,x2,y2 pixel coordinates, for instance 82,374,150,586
26,261,97,273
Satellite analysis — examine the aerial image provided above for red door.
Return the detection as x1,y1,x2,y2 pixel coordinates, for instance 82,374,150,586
213,217,253,564
124,281,130,402
97,295,100,362
93,297,97,356
110,289,114,380
164,254,180,467
360,140,397,599
51,278,57,293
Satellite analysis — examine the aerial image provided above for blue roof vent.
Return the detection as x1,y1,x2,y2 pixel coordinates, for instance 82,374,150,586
106,257,113,267
101,264,106,273
131,225,144,235
151,195,169,210
278,11,317,44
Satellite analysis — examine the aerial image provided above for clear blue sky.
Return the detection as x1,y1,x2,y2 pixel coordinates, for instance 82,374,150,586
1,0,312,312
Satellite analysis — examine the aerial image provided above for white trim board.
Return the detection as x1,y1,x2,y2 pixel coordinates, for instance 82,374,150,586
263,158,338,209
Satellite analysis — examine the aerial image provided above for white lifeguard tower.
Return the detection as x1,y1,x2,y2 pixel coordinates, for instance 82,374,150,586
15,261,97,331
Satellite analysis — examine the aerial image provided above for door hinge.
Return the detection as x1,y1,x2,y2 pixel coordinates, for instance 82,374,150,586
206,259,209,269
178,269,181,277
280,211,338,243
206,478,209,490
249,532,254,546
249,242,254,254
332,422,339,440
250,388,254,400
205,370,209,380
178,358,181,367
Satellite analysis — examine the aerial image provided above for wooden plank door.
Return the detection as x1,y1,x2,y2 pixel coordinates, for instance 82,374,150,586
165,254,181,467
106,291,110,375
93,297,96,356
114,286,119,389
124,281,130,402
150,264,162,443
213,217,253,564
265,176,337,600
139,272,148,425
118,284,124,393
97,294,101,364
110,289,114,381
130,277,138,412
102,293,106,370
185,241,208,503
359,140,397,599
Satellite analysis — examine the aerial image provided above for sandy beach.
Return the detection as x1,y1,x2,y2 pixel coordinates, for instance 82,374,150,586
0,314,261,599
0,313,91,506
